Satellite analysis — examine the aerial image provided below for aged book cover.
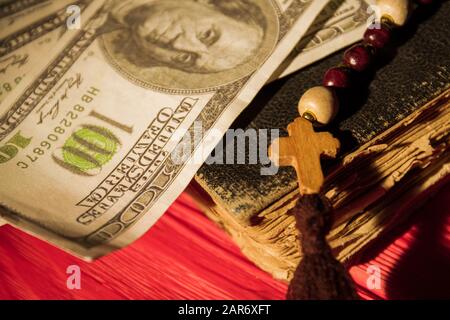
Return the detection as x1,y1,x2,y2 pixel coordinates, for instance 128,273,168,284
191,2,450,280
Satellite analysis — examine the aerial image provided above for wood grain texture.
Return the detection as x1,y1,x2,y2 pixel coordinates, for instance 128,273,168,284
0,186,449,300
269,117,339,194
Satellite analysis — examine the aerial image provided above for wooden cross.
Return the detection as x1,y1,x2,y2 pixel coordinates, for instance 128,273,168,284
268,117,340,195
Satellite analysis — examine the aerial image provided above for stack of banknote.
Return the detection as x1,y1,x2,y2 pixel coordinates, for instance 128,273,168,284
0,0,408,260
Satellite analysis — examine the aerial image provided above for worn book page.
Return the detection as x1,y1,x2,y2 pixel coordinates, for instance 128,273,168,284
194,91,450,280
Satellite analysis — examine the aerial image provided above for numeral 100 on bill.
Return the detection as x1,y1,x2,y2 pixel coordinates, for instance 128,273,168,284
1,87,132,176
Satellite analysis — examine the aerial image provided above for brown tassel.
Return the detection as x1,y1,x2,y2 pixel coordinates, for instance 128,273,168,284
287,194,359,300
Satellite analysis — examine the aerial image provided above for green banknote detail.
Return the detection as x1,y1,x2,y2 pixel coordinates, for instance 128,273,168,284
62,125,120,173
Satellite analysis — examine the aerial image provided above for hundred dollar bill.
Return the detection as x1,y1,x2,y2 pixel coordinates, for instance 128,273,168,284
275,0,373,79
0,0,372,106
0,0,82,39
0,0,328,258
0,0,96,227
0,0,93,105
0,0,50,34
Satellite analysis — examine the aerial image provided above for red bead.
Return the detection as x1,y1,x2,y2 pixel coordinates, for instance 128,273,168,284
323,67,351,88
363,26,391,49
343,44,372,72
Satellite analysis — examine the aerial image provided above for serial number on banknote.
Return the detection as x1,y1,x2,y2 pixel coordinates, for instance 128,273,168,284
15,86,99,169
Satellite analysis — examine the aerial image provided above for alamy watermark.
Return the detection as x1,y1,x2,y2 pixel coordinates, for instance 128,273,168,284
366,264,382,290
366,4,388,30
66,5,81,30
170,121,280,176
66,264,81,290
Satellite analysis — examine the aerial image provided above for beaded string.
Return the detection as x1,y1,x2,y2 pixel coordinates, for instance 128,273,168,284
286,0,435,300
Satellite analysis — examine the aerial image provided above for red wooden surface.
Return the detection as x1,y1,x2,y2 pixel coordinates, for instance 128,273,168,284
0,185,449,300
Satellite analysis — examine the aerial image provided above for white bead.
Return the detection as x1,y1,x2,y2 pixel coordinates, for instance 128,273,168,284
377,0,409,26
297,86,338,125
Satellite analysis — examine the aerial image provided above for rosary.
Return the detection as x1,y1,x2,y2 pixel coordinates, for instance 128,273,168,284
268,0,435,299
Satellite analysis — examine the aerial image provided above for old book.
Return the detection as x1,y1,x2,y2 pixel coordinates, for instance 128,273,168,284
191,2,450,280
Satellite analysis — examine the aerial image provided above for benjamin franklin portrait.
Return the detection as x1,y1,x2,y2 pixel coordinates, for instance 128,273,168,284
99,0,279,92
